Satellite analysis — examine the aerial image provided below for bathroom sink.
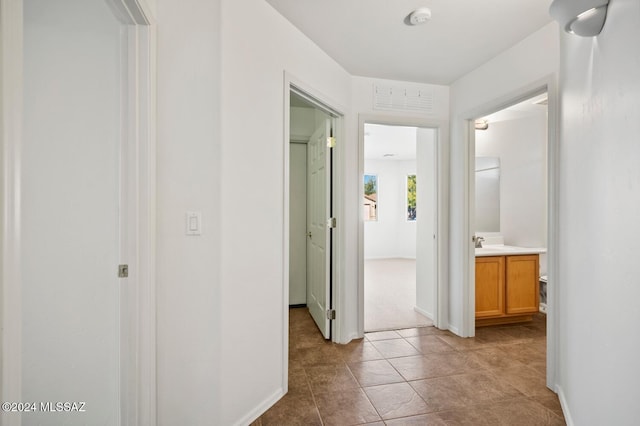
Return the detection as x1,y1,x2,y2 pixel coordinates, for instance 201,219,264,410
475,244,547,257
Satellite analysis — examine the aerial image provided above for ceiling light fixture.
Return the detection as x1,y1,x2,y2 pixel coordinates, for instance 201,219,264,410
475,120,489,131
406,7,431,26
549,0,609,37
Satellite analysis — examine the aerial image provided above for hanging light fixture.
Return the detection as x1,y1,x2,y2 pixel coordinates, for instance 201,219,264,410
549,0,609,37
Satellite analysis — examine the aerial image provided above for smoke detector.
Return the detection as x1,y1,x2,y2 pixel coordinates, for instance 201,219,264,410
407,7,432,26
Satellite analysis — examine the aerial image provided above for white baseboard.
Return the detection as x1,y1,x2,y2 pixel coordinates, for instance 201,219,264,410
236,387,285,426
413,305,433,320
556,385,574,426
448,325,461,336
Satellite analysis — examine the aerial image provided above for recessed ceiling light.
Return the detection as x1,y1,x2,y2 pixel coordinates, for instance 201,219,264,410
406,7,431,26
383,153,395,157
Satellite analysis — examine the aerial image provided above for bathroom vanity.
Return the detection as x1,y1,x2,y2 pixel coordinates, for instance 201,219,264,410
475,245,546,327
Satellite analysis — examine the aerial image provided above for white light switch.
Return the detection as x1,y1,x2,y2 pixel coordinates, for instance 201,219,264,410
186,211,202,236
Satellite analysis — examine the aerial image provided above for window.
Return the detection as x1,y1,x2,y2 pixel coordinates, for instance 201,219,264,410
364,174,378,221
407,174,416,221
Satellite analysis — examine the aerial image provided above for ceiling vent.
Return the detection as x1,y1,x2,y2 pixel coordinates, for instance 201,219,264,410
373,84,434,113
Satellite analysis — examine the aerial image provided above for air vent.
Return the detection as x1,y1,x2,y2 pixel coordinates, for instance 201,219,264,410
373,84,434,113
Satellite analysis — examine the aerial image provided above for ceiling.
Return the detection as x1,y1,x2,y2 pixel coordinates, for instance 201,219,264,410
266,0,553,85
364,124,418,161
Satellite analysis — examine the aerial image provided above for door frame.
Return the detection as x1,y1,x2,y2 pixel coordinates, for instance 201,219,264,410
461,75,559,391
283,72,345,390
358,114,450,333
0,1,157,424
1,1,24,422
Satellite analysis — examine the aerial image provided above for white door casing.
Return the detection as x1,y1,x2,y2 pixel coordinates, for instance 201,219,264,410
306,118,332,339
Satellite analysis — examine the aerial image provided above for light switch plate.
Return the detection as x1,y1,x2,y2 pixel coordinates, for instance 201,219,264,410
186,211,202,236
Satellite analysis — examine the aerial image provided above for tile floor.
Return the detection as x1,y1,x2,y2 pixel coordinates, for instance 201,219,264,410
252,308,565,425
365,259,432,331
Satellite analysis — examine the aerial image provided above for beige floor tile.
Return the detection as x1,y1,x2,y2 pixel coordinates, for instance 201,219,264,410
335,339,385,363
257,393,322,426
365,330,403,341
389,352,484,381
370,338,421,358
314,388,381,426
304,364,359,394
384,413,449,425
268,308,563,425
348,359,405,387
404,335,455,354
363,382,430,419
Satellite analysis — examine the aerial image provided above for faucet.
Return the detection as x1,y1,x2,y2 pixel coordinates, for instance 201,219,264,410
474,236,485,248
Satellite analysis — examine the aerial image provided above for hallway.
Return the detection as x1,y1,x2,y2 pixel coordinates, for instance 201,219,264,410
253,308,564,425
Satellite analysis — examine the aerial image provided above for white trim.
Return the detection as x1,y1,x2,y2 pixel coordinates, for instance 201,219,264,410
0,1,23,425
107,1,157,424
237,387,285,426
358,114,450,334
556,385,573,425
460,75,559,391
413,305,433,320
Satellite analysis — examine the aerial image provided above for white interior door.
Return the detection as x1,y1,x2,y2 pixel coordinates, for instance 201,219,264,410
416,128,438,317
22,0,125,423
307,119,332,339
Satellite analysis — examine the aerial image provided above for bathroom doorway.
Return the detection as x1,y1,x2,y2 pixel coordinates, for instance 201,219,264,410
469,90,555,383
472,92,549,319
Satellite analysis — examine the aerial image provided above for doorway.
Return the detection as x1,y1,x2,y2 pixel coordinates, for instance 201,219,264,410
287,86,341,341
468,87,557,389
362,123,436,331
358,116,449,335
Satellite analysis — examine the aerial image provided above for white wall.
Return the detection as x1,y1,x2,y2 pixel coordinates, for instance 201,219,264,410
476,114,548,274
364,159,416,259
22,0,121,423
219,1,352,424
556,1,640,423
449,22,559,335
290,106,316,141
156,0,221,424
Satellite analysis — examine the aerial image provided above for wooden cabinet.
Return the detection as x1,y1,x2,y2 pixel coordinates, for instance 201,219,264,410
475,254,539,326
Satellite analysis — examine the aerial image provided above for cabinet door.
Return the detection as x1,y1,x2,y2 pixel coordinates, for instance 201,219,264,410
505,255,539,315
475,256,505,318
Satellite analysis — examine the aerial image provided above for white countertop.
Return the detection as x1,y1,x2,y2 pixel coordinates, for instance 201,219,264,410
475,244,547,257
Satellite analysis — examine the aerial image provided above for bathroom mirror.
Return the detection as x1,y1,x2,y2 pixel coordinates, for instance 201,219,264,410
475,157,500,232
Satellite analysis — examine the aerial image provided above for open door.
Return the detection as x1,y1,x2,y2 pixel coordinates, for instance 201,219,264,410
306,118,333,339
